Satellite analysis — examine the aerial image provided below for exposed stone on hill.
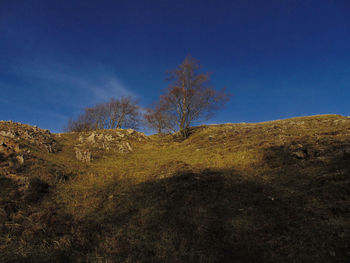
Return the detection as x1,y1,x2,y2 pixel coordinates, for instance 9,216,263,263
126,128,135,135
117,142,133,153
115,131,125,138
292,150,308,159
0,131,16,138
87,133,96,143
0,121,59,181
16,155,24,165
0,121,59,153
75,148,92,163
72,129,147,162
104,134,113,141
0,139,25,170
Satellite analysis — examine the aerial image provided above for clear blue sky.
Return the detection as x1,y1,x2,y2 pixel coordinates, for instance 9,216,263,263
1,0,350,132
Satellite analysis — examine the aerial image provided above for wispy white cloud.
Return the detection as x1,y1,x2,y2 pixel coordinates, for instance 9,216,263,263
11,59,137,106
2,59,138,132
89,78,137,101
0,90,69,121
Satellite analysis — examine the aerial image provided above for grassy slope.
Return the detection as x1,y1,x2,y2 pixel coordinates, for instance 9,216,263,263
1,114,349,262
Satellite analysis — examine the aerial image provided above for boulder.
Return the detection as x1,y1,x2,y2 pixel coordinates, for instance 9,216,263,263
292,150,307,159
115,131,125,138
0,142,8,151
118,142,132,153
96,133,104,140
16,155,24,165
0,131,16,138
87,133,96,144
75,148,92,163
104,134,113,141
126,129,135,135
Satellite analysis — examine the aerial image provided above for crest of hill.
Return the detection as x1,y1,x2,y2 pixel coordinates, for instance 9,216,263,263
0,121,59,177
181,114,350,149
0,120,58,153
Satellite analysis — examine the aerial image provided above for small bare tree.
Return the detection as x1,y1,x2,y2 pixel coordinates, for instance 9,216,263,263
94,103,109,129
65,96,141,132
144,103,173,134
151,55,230,137
107,96,140,129
64,116,92,132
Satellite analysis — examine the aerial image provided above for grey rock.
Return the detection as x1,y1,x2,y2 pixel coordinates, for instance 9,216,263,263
96,133,104,140
16,155,24,165
104,134,113,141
292,150,307,159
115,131,125,138
118,142,132,153
126,129,135,135
87,133,96,143
75,148,92,162
0,131,16,138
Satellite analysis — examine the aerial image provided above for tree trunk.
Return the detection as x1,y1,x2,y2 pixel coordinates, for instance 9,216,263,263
179,77,187,137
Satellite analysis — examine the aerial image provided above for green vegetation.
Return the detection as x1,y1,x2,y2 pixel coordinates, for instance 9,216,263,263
0,114,349,262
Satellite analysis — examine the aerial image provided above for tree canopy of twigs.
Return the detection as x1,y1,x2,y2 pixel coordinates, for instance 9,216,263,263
144,55,230,137
65,56,230,136
65,96,140,132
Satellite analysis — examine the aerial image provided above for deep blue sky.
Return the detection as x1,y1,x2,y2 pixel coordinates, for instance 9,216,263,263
1,0,350,133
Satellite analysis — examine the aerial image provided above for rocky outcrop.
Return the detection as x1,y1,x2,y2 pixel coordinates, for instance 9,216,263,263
117,141,133,153
0,121,59,182
74,148,92,163
0,140,25,170
0,121,58,153
72,129,148,162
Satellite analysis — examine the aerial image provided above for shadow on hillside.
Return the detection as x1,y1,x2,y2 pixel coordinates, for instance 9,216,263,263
1,165,349,262
261,137,350,190
0,177,20,210
77,166,349,263
0,152,6,162
261,138,350,218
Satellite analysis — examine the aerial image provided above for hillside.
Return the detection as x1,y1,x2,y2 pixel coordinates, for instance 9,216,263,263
0,115,349,262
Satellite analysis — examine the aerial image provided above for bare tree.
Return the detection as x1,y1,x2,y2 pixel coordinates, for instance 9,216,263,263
106,96,140,129
65,96,141,132
144,102,173,134
94,103,109,129
154,55,230,137
64,117,90,132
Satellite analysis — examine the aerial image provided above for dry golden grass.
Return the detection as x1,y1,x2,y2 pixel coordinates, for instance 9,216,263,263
0,114,349,262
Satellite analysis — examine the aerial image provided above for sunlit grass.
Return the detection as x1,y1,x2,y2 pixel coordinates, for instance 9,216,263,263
1,114,349,262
